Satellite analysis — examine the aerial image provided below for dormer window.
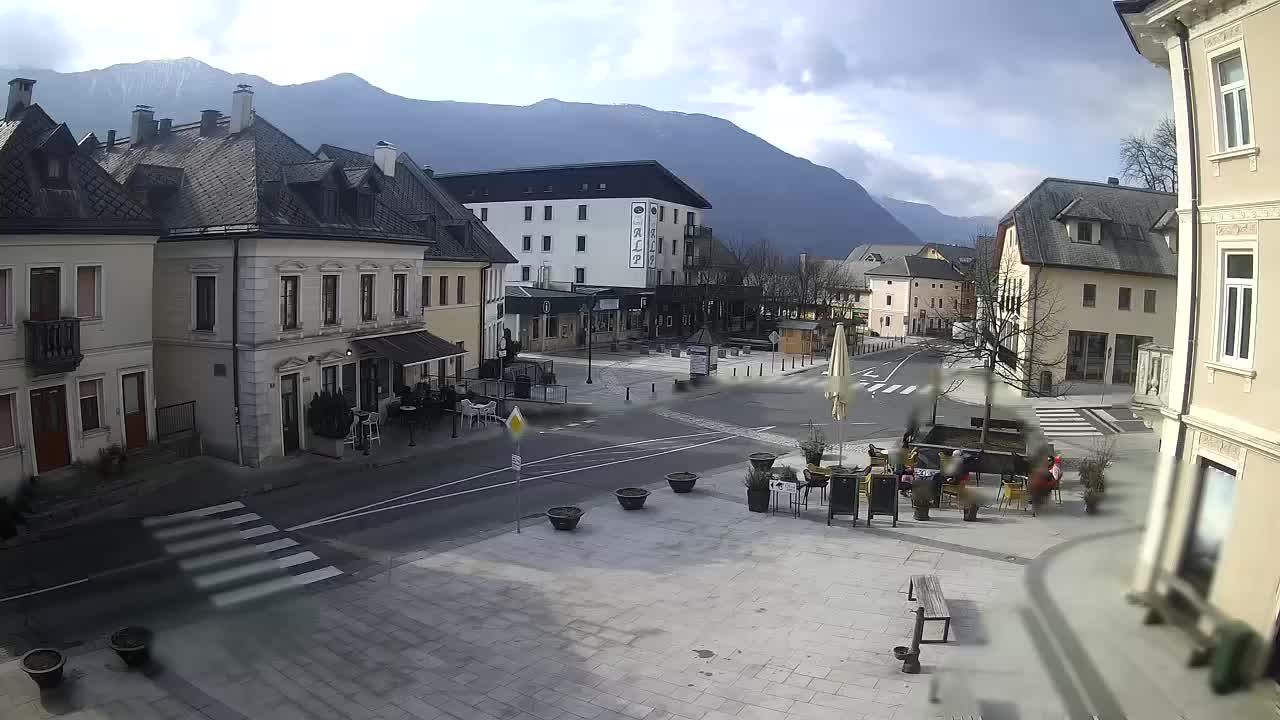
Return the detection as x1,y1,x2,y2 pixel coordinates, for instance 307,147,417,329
1077,222,1093,245
356,193,374,221
46,155,66,180
322,189,338,219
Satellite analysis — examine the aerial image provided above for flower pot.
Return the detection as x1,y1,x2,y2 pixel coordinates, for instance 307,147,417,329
962,505,979,522
546,506,583,530
913,505,931,521
666,472,698,493
20,648,65,689
802,450,824,466
109,626,153,668
892,645,921,674
615,488,650,510
748,452,778,471
746,488,770,513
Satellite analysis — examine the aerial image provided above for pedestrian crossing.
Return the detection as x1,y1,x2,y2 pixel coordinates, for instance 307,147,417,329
142,501,343,608
1034,408,1103,438
755,373,932,398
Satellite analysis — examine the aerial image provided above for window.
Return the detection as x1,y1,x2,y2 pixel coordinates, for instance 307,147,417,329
1143,289,1157,313
1077,222,1093,245
421,276,431,308
672,240,677,255
322,365,338,395
547,315,559,337
1066,331,1108,381
542,235,552,252
575,267,585,283
543,205,553,221
280,275,299,329
79,379,101,431
673,209,680,225
77,266,101,319
670,270,676,284
532,317,540,339
1083,283,1096,308
598,183,607,190
1182,459,1237,595
1221,251,1254,363
914,297,918,308
185,275,216,334
658,238,664,254
1117,287,1131,311
886,295,893,307
687,212,696,226
320,275,338,325
576,235,586,252
578,204,587,221
0,393,14,450
45,155,67,183
544,185,553,193
439,275,449,306
1215,53,1251,150
930,298,935,309
524,205,533,221
0,268,9,327
342,363,356,406
360,274,375,321
457,275,465,304
522,235,532,252
521,266,531,282
953,298,958,310
393,273,407,317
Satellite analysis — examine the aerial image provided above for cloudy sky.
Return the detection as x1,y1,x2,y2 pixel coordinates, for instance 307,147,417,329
0,0,1171,217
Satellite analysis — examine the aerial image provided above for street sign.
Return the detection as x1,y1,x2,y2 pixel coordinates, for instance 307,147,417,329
511,453,522,471
768,330,780,345
542,300,551,314
506,405,527,438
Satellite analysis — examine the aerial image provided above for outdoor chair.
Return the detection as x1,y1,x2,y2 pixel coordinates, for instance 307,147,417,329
476,402,498,426
361,412,382,448
459,399,479,428
803,466,830,505
997,478,1027,514
343,415,358,449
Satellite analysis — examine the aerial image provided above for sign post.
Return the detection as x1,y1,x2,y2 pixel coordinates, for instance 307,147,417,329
506,406,527,532
768,330,780,373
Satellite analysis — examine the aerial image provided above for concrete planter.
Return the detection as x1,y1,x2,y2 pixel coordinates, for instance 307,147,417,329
666,472,698,493
547,506,583,530
615,488,650,510
310,435,345,459
20,649,65,689
109,626,153,668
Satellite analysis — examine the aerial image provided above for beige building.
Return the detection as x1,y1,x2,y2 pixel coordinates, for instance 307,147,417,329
989,177,1177,393
866,256,968,338
93,88,512,466
1119,0,1280,678
0,79,158,498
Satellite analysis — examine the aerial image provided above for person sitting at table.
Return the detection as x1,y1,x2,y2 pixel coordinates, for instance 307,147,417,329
1028,456,1055,508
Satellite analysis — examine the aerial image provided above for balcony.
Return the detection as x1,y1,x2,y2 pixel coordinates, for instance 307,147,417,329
25,318,83,375
684,224,713,240
1133,343,1173,428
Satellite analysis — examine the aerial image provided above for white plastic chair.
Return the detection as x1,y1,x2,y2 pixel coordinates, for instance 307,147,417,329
343,415,358,448
361,412,382,447
459,399,478,429
478,402,498,426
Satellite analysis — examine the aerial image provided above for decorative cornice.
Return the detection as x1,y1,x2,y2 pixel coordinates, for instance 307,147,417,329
318,260,345,273
187,261,223,274
1200,203,1280,223
275,259,308,273
391,261,415,272
315,350,347,364
1215,221,1258,237
1203,22,1244,50
357,261,380,272
274,356,309,372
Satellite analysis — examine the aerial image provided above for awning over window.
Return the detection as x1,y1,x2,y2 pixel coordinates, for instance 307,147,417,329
354,331,465,367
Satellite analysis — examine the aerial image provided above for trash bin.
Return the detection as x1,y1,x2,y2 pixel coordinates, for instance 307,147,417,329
1210,620,1258,694
514,375,532,399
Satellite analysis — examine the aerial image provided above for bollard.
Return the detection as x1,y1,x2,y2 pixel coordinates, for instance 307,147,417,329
651,382,655,393
759,362,763,375
733,367,736,377
626,386,630,401
747,365,751,377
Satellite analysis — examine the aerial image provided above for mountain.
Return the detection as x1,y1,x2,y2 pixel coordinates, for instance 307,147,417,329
875,195,995,247
5,58,919,258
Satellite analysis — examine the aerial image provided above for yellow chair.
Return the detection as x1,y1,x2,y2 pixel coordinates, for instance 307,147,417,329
998,479,1028,514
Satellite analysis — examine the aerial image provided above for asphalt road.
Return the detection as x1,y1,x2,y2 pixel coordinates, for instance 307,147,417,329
1,344,943,652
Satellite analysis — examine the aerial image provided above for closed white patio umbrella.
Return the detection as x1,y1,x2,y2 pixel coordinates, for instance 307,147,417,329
825,323,854,462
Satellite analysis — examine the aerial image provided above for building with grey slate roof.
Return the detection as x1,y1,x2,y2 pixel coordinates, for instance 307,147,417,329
864,255,972,337
90,85,512,466
990,176,1177,393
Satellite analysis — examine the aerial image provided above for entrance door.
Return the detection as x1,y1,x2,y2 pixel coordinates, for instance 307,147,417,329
29,268,60,320
121,371,148,449
360,360,379,412
30,386,71,472
280,373,300,454
1112,335,1153,386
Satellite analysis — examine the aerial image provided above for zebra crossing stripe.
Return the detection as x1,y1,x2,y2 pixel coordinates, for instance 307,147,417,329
901,385,917,394
868,384,885,392
238,524,279,540
884,384,902,394
143,501,247,528
210,566,343,608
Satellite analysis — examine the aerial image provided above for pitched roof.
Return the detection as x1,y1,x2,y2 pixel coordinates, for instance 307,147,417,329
844,242,923,263
435,160,712,209
1055,196,1113,222
865,255,966,281
0,104,152,233
999,177,1177,277
918,242,977,265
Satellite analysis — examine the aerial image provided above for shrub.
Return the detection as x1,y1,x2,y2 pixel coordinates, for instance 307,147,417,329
307,391,354,440
743,468,771,491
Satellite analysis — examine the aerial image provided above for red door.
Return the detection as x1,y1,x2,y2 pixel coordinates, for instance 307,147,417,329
30,386,71,472
122,371,148,450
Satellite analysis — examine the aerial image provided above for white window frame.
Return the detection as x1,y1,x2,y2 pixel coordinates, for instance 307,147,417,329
78,376,105,433
575,267,585,284
0,391,16,451
75,263,103,321
193,274,218,333
320,273,341,327
576,235,587,252
279,273,302,331
393,272,409,318
520,266,531,282
359,272,377,322
1208,42,1255,154
541,235,552,252
0,266,13,329
1217,244,1257,369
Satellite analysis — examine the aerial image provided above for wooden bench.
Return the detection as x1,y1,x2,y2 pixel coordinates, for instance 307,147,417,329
907,574,952,643
970,417,1023,432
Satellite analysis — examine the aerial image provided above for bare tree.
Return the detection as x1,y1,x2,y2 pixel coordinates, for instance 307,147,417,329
922,249,1069,445
1120,117,1177,193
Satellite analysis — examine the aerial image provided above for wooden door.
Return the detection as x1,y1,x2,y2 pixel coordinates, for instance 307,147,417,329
30,386,71,472
280,373,300,454
121,371,148,450
29,268,60,320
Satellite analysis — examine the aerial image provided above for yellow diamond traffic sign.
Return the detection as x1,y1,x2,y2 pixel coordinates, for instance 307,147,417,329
506,405,527,439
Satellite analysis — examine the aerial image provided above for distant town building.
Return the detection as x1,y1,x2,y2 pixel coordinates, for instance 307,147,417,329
866,257,969,337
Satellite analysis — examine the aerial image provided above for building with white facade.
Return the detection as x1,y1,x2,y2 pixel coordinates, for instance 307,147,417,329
1,79,159,498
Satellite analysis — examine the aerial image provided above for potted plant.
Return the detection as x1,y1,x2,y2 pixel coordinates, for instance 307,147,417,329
546,506,583,530
959,486,980,522
109,626,153,668
911,479,932,521
97,444,127,477
799,423,827,466
307,391,354,459
1079,442,1114,515
748,452,778,472
615,487,650,510
666,471,698,493
744,468,771,512
20,648,65,689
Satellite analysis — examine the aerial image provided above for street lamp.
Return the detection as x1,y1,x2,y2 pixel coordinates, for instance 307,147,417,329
582,296,597,384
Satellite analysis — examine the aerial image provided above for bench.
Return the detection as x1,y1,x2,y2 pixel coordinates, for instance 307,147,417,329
1138,571,1223,667
970,417,1023,432
907,574,952,643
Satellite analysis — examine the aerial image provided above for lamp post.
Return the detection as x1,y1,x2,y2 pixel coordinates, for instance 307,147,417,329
582,297,597,384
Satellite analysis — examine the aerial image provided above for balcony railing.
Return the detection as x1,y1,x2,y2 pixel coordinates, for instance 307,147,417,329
684,224,713,239
1134,343,1173,411
25,317,83,375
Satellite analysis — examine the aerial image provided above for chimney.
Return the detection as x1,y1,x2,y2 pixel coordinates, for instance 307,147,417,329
130,105,155,145
199,109,220,136
230,84,254,134
422,165,434,178
373,140,397,178
106,129,116,147
799,252,809,269
157,118,172,137
1107,176,1120,186
5,78,34,121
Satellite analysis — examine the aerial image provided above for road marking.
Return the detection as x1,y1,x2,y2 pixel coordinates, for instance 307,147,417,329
238,524,279,540
289,434,740,532
880,350,921,384
223,513,262,526
210,566,343,608
152,519,229,542
0,577,89,604
883,384,902,394
900,385,917,394
868,384,885,392
142,501,246,528
194,559,280,589
180,540,298,572
286,429,730,531
274,551,321,569
165,531,243,555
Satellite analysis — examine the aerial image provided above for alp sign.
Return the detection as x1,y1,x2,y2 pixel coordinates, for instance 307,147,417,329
629,202,646,268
